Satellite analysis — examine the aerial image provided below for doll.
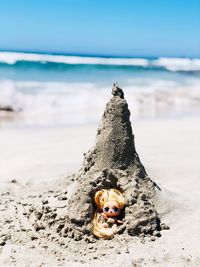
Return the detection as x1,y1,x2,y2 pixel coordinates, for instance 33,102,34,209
92,188,126,239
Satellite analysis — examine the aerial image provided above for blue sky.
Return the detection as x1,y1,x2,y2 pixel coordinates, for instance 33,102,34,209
0,0,199,57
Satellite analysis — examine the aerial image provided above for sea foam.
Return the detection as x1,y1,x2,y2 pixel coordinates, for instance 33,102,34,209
1,78,200,128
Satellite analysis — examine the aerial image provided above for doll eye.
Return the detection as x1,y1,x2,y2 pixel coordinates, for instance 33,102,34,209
103,207,109,212
113,207,119,212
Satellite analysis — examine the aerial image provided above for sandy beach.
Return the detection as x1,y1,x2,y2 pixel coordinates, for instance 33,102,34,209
0,115,200,266
1,1,200,265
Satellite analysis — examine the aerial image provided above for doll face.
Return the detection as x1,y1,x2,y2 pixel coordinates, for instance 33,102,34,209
102,201,120,217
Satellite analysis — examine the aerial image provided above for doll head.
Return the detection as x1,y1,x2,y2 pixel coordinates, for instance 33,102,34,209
94,188,125,217
102,200,121,217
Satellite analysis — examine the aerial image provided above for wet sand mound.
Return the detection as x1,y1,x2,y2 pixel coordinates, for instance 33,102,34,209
63,83,162,240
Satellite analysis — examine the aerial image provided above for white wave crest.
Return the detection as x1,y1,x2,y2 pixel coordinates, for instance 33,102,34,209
1,51,200,71
0,51,149,66
153,57,200,71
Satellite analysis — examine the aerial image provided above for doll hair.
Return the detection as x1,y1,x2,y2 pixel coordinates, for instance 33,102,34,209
92,188,126,239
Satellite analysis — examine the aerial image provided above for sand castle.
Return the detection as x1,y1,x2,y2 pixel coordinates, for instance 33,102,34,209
26,84,164,248
62,83,161,241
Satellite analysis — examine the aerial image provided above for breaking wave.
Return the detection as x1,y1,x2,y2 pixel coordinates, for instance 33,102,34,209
1,79,200,128
0,51,200,72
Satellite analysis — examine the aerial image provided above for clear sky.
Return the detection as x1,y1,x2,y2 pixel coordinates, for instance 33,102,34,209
0,0,200,57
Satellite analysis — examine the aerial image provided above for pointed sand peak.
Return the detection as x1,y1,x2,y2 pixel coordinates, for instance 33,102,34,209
112,82,124,98
81,83,136,173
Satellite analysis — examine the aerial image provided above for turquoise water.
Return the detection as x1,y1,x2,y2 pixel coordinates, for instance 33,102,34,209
0,51,200,127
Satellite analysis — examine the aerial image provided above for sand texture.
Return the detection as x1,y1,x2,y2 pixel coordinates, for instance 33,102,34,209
0,86,200,266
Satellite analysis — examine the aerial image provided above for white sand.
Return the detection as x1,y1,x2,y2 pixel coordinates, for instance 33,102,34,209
0,125,96,184
0,116,200,266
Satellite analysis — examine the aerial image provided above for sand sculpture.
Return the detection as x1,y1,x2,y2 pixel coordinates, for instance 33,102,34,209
25,83,164,254
62,83,161,241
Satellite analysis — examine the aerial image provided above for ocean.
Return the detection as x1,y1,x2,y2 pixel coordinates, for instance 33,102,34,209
0,51,200,128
